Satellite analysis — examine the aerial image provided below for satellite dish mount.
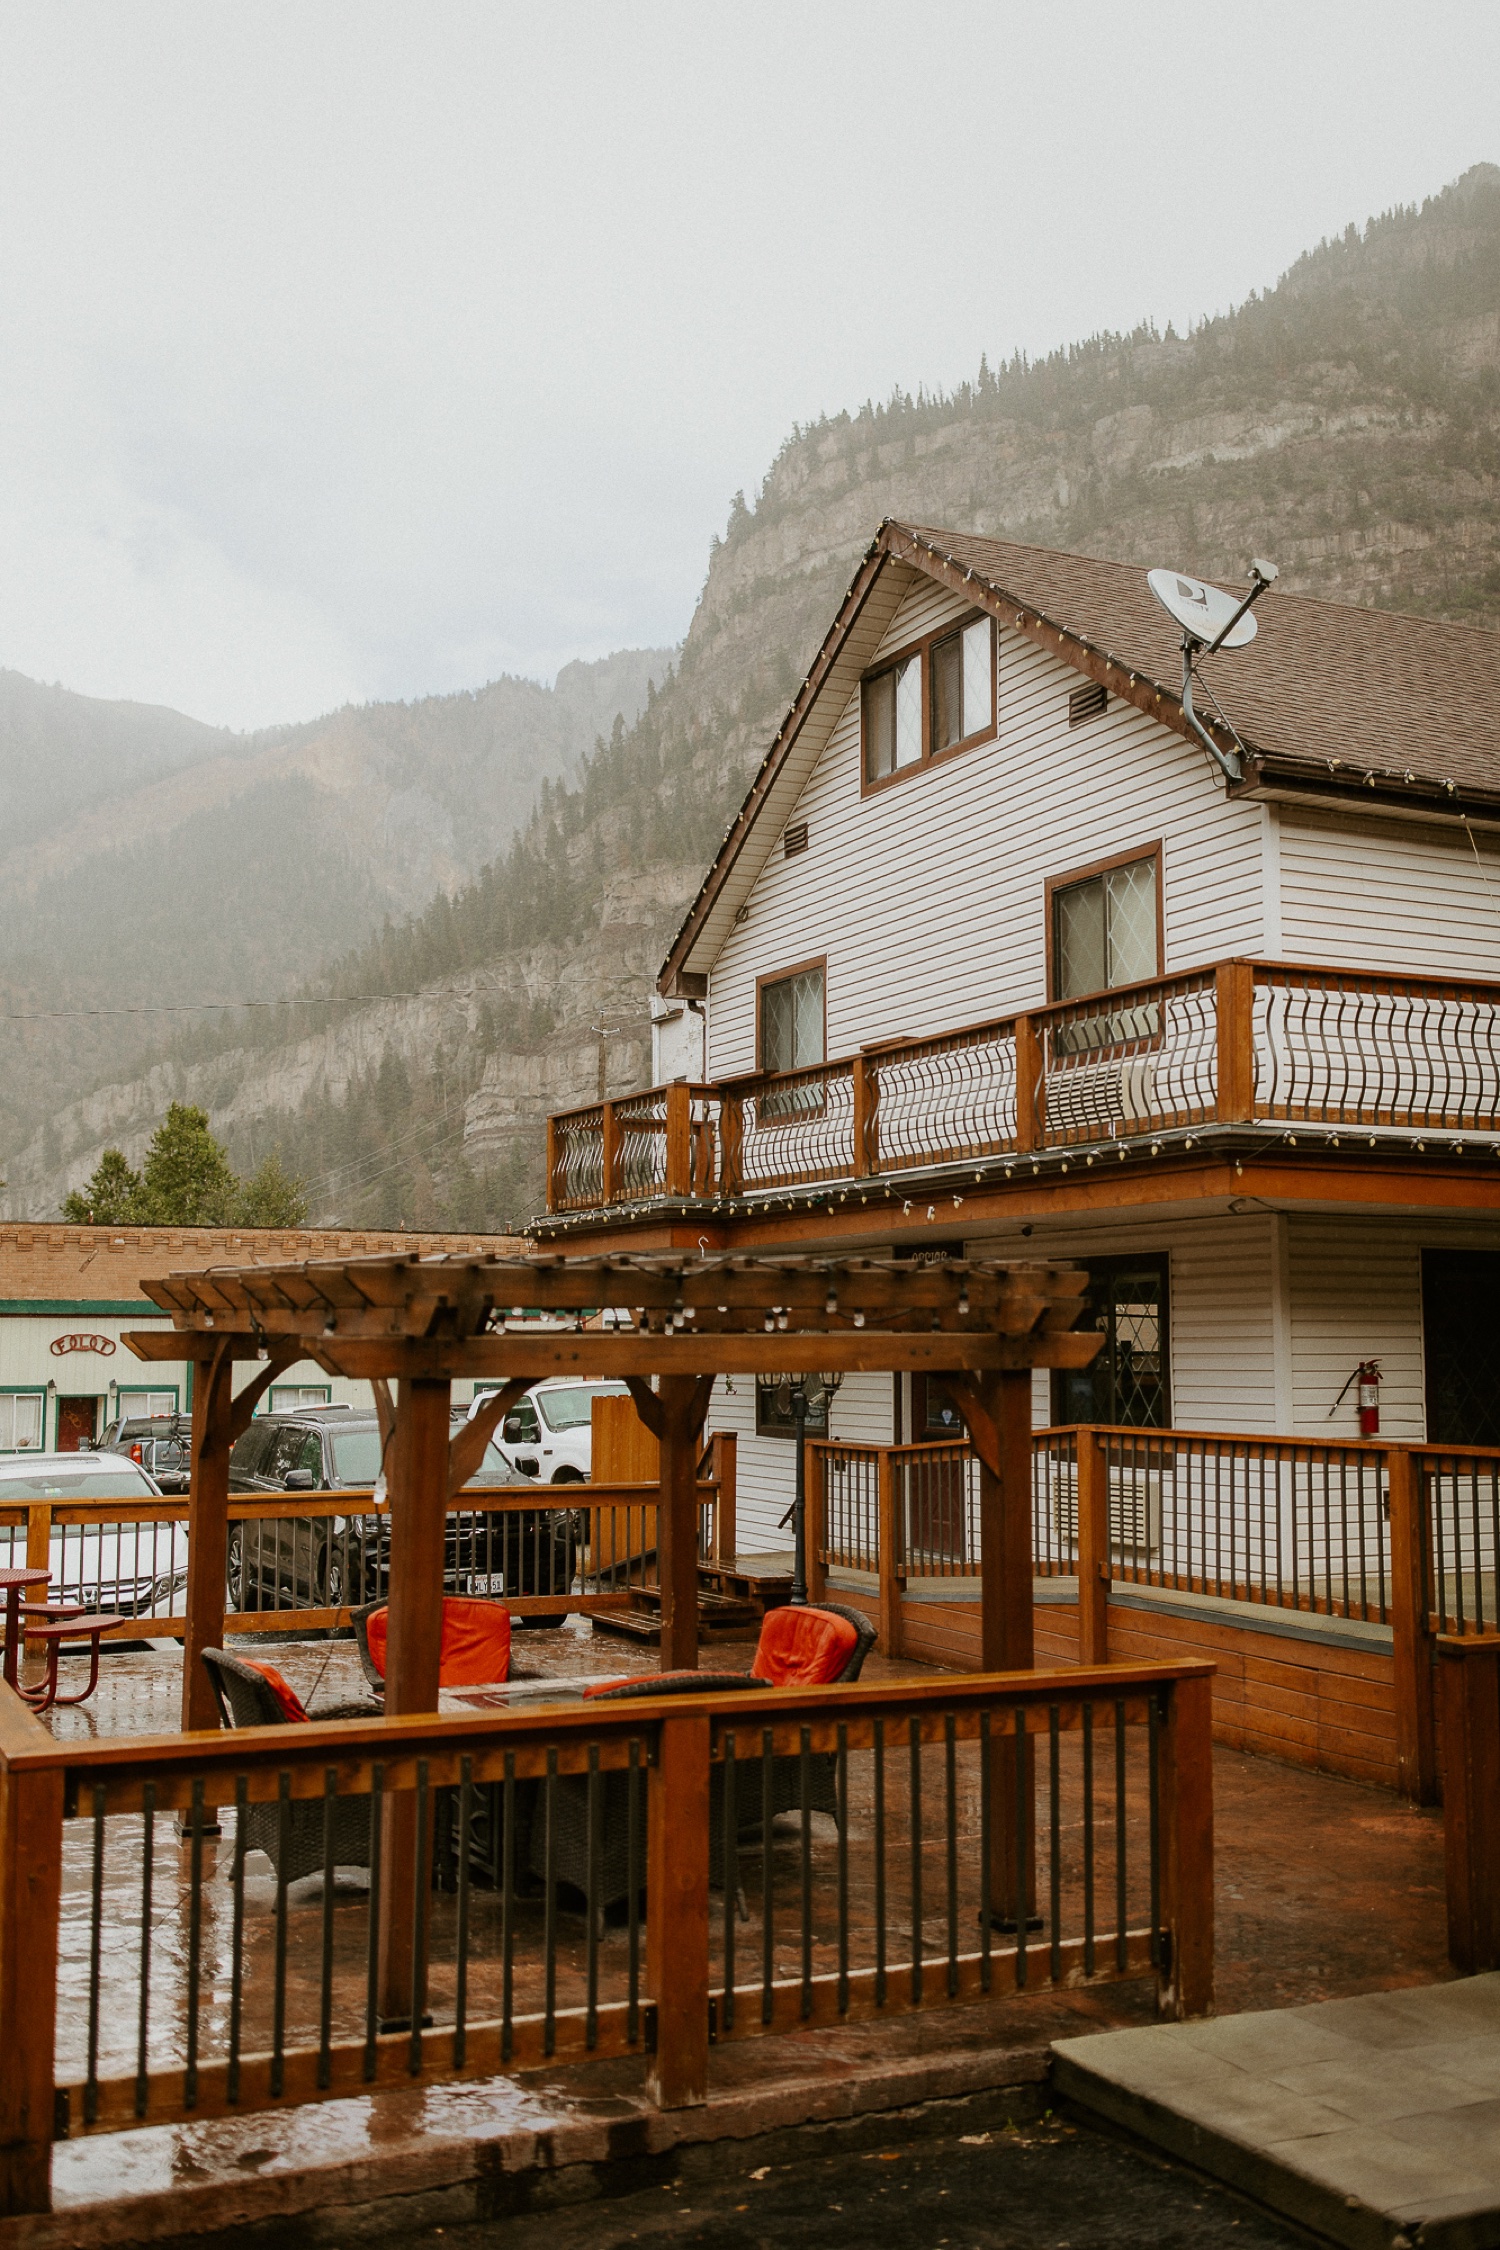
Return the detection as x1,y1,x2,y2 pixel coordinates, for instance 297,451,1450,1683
1147,559,1278,783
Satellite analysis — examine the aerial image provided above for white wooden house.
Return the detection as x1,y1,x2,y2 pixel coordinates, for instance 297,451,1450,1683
540,522,1500,1549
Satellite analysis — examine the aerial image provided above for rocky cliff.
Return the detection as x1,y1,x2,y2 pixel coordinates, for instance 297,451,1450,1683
10,164,1500,1228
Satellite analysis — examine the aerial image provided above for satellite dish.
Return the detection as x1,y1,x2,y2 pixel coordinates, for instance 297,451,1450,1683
1148,567,1259,649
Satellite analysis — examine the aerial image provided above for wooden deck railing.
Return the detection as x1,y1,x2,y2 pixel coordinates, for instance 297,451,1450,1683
0,1435,736,1640
809,1424,1500,1804
0,1657,1213,2212
546,957,1500,1212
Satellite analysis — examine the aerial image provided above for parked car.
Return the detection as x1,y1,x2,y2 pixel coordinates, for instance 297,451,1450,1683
94,1413,192,1495
226,1407,578,1619
0,1452,182,1618
474,1379,630,1481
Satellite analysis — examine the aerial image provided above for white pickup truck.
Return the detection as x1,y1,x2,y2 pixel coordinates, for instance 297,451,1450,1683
468,1378,630,1482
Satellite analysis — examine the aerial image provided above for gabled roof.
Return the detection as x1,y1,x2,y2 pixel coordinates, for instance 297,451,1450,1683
659,521,1500,993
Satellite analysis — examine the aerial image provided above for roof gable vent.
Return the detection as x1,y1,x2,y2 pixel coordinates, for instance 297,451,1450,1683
1069,682,1108,727
783,821,809,859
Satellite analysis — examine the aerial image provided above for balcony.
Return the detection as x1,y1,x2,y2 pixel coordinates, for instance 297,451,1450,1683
544,958,1500,1222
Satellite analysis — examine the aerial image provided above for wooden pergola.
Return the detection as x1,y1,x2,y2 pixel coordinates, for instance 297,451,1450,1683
125,1250,1099,2018
127,1248,1100,1719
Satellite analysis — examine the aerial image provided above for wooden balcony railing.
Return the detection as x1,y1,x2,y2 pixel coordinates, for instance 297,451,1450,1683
546,958,1500,1213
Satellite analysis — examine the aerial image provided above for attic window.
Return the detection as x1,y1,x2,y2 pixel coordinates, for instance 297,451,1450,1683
1069,682,1108,727
783,822,809,859
862,611,996,790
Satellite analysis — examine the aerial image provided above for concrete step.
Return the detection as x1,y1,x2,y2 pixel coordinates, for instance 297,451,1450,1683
1053,1973,1500,2250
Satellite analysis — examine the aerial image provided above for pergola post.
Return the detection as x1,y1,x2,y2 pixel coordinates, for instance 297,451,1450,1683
179,1343,298,1735
628,1375,714,1671
378,1375,452,2024
954,1368,1036,1922
180,1342,234,1736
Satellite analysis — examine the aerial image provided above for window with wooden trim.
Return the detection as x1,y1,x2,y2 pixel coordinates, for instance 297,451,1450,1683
0,1391,43,1451
862,612,996,787
1051,853,1159,1000
755,1376,831,1442
931,616,994,753
759,965,824,1074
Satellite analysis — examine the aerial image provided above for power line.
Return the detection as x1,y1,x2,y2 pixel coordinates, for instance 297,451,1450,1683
0,987,448,1023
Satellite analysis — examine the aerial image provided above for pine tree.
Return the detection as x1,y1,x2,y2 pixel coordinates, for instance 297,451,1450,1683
135,1104,240,1226
62,1148,142,1224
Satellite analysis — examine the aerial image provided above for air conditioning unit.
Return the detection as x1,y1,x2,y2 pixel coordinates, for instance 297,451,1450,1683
1048,1454,1164,1561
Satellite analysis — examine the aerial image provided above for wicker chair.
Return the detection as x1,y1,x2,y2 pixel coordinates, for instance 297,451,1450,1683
538,1606,878,1915
201,1648,379,1885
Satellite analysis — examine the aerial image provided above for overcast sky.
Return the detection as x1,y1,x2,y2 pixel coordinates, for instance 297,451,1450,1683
2,2,1497,731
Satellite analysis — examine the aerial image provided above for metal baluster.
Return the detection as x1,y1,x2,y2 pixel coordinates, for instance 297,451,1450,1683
1049,1707,1062,1983
1114,1700,1128,1974
760,1726,774,2025
722,1733,737,2033
873,1716,887,2010
1082,1703,1095,1979
979,1709,992,1989
543,1747,557,2058
454,1756,473,2071
271,1773,290,2099
944,1714,958,1998
1160,1692,1169,1962
799,1726,813,2019
135,1779,156,2118
229,1775,248,2102
317,1769,337,2088
182,1774,207,2111
409,1760,429,2076
908,1715,922,2007
625,1742,640,2044
501,1752,516,2065
85,1781,106,2127
836,1722,849,2016
586,1744,600,2051
1013,1709,1028,1991
364,1766,384,2080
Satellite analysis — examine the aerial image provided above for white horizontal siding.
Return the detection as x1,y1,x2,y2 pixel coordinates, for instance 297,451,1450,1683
961,1212,1280,1436
1277,810,1500,979
707,577,1267,1078
1286,1211,1500,1440
704,1369,895,1555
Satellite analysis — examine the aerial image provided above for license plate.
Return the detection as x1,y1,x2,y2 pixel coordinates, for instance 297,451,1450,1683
467,1572,506,1594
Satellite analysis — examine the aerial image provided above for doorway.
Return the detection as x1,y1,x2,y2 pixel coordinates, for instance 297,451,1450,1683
56,1396,99,1451
1422,1249,1500,1445
1050,1254,1171,1428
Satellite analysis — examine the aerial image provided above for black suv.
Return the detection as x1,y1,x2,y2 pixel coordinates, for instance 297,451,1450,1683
226,1407,577,1619
93,1413,192,1495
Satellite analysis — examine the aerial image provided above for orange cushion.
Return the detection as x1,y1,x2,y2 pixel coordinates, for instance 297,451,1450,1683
364,1600,511,1688
238,1658,309,1723
751,1605,858,1687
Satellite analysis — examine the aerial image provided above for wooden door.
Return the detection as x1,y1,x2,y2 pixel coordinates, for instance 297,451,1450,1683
56,1396,99,1451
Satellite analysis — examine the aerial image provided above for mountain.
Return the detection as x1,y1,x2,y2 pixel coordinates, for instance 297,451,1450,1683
9,162,1500,1228
0,647,671,1156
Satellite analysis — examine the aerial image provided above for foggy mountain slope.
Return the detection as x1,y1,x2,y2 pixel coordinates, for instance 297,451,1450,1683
0,646,671,1150
11,162,1500,1227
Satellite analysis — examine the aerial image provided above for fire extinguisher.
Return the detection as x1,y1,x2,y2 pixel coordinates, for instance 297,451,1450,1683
1330,1359,1382,1437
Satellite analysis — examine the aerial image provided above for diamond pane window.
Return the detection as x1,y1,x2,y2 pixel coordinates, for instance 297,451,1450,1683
761,966,824,1074
1053,855,1159,1000
862,655,922,780
962,617,993,734
893,655,921,767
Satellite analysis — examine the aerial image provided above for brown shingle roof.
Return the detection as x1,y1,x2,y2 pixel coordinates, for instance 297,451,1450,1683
910,524,1500,798
659,521,1500,991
